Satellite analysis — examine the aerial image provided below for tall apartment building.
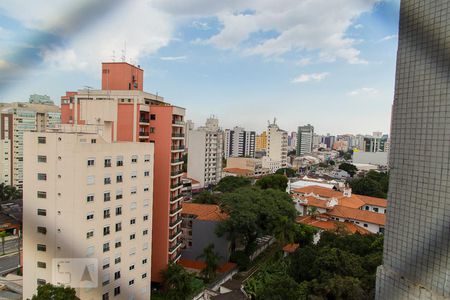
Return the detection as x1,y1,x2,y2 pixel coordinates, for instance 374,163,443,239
288,132,297,151
362,133,389,152
223,126,255,158
0,101,60,188
60,62,185,283
376,1,450,299
255,131,267,152
187,117,223,188
265,120,288,170
296,124,314,156
184,120,194,150
23,125,153,300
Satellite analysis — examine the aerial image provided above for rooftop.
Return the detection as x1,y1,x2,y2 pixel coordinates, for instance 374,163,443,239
297,216,372,234
181,203,228,221
328,205,386,226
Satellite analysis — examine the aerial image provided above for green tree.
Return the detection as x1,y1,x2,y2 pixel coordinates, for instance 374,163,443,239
160,262,198,300
31,284,79,300
348,177,386,198
215,176,251,193
329,160,336,166
309,275,365,300
0,183,22,204
255,174,288,191
293,224,317,246
258,274,306,300
275,168,296,177
339,162,358,177
273,216,296,247
192,191,220,204
0,231,8,255
197,244,221,282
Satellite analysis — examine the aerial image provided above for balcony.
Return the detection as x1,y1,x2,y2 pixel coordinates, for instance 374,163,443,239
170,182,183,191
139,118,150,124
169,229,182,241
170,205,182,216
169,217,182,228
139,132,149,137
171,145,185,152
170,170,184,178
172,120,184,126
171,158,183,165
170,249,182,262
169,239,182,253
170,193,184,204
172,133,185,139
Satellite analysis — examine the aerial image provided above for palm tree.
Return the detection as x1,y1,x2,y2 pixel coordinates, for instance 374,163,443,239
197,244,220,282
273,216,296,247
0,231,8,255
160,262,195,300
0,183,22,204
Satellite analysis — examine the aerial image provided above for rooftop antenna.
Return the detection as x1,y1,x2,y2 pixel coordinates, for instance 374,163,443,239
121,41,127,62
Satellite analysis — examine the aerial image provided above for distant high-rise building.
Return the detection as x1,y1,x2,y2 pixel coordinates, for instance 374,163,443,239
255,131,268,152
0,102,60,188
23,125,153,300
264,119,288,171
321,134,335,150
376,1,450,299
28,94,54,105
296,124,314,156
187,117,223,187
288,131,297,151
363,134,388,152
60,62,185,283
223,126,255,158
184,120,194,150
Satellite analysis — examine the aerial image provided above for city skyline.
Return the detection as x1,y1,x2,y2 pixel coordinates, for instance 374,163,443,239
0,0,399,134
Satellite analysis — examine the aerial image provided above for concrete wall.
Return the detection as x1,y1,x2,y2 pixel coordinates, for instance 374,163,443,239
353,151,388,166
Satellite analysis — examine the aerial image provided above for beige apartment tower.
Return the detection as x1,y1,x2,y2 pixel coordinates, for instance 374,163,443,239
23,125,153,300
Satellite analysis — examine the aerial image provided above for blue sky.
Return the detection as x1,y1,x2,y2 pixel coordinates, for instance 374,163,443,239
0,0,400,134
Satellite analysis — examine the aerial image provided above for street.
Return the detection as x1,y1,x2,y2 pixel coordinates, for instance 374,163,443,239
0,238,20,255
0,253,20,275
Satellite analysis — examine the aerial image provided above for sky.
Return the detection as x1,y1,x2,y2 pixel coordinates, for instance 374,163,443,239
0,0,400,135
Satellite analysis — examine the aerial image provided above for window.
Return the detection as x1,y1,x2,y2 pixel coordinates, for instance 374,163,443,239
91,139,96,144
104,176,111,185
86,194,94,203
142,273,147,279
143,186,149,192
37,261,46,268
37,226,47,234
104,209,110,219
143,229,148,236
104,158,112,167
87,212,94,220
131,155,138,163
37,279,46,286
130,218,136,225
373,207,379,213
142,258,147,264
144,171,150,177
87,158,95,166
103,226,110,236
103,258,110,270
144,155,151,162
130,202,137,210
116,207,122,216
37,244,46,252
116,190,123,200
364,224,368,228
129,279,135,285
37,173,47,181
115,240,121,248
130,188,137,195
116,156,123,167
102,293,109,300
87,175,95,185
37,191,47,199
130,234,136,240
102,274,110,286
149,127,155,133
129,247,136,256
86,230,94,239
143,215,149,221
114,271,121,280
38,136,46,144
103,242,110,253
37,209,46,216
104,192,111,202
365,206,369,210
115,256,121,264
114,286,120,296
129,264,135,271
115,222,122,232
37,155,47,163
116,174,123,183
150,114,156,120
131,171,137,179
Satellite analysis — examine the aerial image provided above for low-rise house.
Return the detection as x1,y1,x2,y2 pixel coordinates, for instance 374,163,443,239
292,185,386,234
181,203,230,264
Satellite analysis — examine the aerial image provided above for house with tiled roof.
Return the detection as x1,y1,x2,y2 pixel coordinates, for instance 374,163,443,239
181,203,231,265
292,185,387,234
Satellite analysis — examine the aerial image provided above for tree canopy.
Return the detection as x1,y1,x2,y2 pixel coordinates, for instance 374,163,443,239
159,262,202,300
255,174,288,191
0,183,22,203
339,162,358,177
348,170,389,198
32,284,79,300
275,168,296,178
197,244,221,282
215,176,251,193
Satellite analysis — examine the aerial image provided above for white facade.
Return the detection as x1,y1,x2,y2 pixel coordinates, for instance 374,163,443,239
23,126,153,300
187,118,223,188
265,121,288,169
353,151,388,166
297,124,314,156
223,126,255,158
0,139,11,185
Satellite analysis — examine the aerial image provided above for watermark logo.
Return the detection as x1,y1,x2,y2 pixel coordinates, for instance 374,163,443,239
52,258,98,288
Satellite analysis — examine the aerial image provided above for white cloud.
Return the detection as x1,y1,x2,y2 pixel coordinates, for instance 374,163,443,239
297,58,312,66
379,34,397,42
160,56,187,61
291,72,330,83
192,21,210,30
354,24,364,29
348,87,378,96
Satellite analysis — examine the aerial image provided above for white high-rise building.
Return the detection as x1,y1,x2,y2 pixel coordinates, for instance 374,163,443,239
187,117,223,188
264,119,288,171
297,124,314,156
23,124,153,300
223,126,255,158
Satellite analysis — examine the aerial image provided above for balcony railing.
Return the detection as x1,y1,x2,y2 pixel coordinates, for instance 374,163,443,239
172,133,185,138
169,229,182,240
169,239,182,253
170,193,184,203
139,132,149,136
169,217,182,228
171,145,185,151
140,118,150,123
171,170,183,177
170,182,183,189
170,206,182,215
172,120,184,125
171,158,183,164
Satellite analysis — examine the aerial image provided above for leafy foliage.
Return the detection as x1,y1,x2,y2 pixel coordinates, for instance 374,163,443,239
160,262,201,300
192,190,221,204
339,162,358,177
0,183,22,204
275,168,296,177
32,284,79,300
348,170,389,198
197,244,221,282
255,174,288,191
215,176,251,193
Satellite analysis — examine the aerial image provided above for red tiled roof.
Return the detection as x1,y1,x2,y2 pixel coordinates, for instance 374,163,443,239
178,259,237,273
296,216,371,234
223,168,253,176
283,243,300,253
357,195,387,208
182,203,228,221
328,205,385,226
